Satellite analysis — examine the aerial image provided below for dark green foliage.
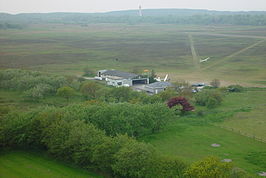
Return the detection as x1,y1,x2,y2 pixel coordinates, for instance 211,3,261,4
108,87,138,103
60,102,175,137
112,142,156,177
228,85,244,92
157,88,177,101
0,69,74,99
195,90,223,108
80,81,102,99
0,106,187,178
56,86,75,101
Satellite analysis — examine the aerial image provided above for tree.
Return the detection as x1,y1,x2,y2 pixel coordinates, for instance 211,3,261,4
23,84,53,101
56,86,75,102
157,88,177,101
210,79,221,88
80,82,101,99
195,90,223,108
149,69,157,83
184,156,233,178
167,97,194,113
173,81,193,98
112,142,156,177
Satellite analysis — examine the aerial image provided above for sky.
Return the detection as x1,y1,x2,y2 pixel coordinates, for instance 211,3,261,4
0,0,266,14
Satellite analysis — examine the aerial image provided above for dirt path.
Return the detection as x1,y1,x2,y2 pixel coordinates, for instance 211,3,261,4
201,40,265,71
188,33,200,70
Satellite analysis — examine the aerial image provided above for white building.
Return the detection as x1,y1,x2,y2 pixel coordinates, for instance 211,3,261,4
98,70,149,87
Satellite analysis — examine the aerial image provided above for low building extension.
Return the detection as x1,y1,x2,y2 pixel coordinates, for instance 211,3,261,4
144,81,173,94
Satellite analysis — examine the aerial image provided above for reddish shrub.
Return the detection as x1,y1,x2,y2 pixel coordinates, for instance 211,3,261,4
167,97,194,112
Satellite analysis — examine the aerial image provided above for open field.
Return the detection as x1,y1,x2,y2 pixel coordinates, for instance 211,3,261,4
0,24,265,87
141,89,266,176
217,89,266,139
0,150,100,178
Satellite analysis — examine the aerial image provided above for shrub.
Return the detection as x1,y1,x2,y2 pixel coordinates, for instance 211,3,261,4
23,84,53,101
228,85,244,92
80,81,102,99
56,86,75,101
167,96,194,112
195,90,223,108
184,156,233,178
112,142,156,177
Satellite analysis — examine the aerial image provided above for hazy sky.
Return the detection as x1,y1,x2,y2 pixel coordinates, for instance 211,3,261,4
0,0,266,14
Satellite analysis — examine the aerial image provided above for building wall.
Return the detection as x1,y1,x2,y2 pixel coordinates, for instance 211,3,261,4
106,78,133,87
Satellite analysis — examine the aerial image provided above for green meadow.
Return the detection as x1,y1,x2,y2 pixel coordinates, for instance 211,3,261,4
141,89,266,176
0,150,100,178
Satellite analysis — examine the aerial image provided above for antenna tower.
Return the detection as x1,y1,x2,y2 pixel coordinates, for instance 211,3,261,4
139,5,143,17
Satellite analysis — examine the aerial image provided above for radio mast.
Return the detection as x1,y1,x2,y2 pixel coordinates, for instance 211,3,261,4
139,5,143,17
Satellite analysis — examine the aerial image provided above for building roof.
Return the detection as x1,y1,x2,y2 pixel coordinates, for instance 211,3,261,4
101,70,138,79
146,81,173,89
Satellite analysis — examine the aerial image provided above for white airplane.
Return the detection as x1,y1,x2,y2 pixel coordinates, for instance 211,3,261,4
200,57,210,63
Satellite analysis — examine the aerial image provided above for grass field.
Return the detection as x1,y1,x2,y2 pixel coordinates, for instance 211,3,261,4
141,89,266,176
1,23,266,176
0,23,265,87
0,150,100,178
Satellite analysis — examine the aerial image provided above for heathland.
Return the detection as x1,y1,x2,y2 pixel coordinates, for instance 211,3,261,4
0,23,266,87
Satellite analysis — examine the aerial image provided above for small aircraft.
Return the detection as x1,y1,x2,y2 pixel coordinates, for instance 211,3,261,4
200,57,210,63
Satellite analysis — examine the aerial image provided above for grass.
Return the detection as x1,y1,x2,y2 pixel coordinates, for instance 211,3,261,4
0,150,101,178
1,24,266,87
218,89,266,139
141,89,266,176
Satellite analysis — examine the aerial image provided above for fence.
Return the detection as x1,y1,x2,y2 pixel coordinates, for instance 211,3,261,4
214,125,266,144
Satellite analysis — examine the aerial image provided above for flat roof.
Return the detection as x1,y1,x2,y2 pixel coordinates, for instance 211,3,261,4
146,81,173,89
101,70,138,79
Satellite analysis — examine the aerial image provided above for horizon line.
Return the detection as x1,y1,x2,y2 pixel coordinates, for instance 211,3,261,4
1,7,266,15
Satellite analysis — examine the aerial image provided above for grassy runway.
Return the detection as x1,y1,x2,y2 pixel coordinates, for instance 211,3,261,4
0,24,265,87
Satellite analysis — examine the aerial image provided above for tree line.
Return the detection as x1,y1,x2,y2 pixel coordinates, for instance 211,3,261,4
0,103,247,177
1,11,266,26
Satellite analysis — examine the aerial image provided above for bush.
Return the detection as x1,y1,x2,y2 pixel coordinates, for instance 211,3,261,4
23,84,53,101
184,156,233,178
112,142,156,177
0,69,69,96
195,90,223,108
80,81,102,99
228,85,244,92
56,86,75,101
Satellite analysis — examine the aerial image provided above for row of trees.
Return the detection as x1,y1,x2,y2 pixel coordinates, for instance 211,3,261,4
2,12,266,26
0,69,78,100
1,70,232,113
0,104,246,177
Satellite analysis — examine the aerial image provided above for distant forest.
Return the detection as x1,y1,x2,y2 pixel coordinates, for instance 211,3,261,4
1,9,266,28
